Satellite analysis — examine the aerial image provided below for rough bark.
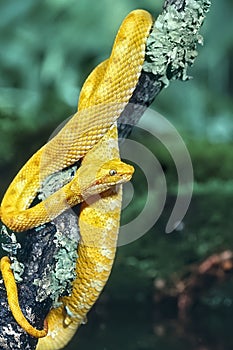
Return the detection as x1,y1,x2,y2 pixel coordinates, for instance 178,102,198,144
0,0,211,348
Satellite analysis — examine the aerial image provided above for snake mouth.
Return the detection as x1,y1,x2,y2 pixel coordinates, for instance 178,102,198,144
121,171,134,182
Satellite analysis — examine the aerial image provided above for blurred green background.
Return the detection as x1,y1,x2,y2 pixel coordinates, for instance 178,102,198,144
0,0,232,349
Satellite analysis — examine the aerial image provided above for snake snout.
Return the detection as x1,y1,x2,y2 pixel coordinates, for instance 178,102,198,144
123,164,134,182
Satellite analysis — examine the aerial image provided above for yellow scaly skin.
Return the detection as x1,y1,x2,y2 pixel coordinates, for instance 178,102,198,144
0,9,153,349
0,157,133,231
0,9,152,231
0,138,133,341
37,124,124,350
0,256,48,338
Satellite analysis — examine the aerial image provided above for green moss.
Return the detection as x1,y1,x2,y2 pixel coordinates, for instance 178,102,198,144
143,0,211,85
0,226,24,282
38,164,77,200
33,227,79,306
9,258,25,283
33,153,79,305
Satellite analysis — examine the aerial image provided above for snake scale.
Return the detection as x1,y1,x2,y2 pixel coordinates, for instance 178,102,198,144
0,9,154,349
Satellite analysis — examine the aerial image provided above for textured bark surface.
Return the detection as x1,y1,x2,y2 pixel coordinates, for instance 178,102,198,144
163,0,186,11
0,0,210,348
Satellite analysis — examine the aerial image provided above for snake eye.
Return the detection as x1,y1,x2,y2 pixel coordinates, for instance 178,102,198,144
109,169,117,176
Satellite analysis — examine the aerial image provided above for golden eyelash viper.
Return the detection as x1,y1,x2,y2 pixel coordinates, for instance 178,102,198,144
0,126,134,342
0,256,48,338
0,9,152,232
37,123,125,350
0,155,133,231
0,8,154,350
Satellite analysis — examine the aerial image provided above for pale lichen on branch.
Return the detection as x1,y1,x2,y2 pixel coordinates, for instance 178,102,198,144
144,0,211,85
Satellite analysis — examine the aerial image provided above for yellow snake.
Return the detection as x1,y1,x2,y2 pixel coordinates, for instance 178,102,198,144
1,125,134,344
0,9,154,349
37,123,126,350
0,9,152,232
0,155,133,231
0,256,48,338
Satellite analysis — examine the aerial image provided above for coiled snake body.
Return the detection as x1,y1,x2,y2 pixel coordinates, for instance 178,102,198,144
0,9,153,350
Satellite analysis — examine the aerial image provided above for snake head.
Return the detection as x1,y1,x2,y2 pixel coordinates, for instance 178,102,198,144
96,158,134,185
79,158,134,199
